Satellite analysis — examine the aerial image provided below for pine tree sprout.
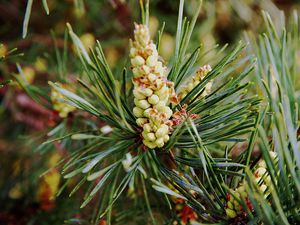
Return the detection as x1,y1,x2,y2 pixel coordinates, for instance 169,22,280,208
51,83,76,118
15,1,298,224
2,0,300,224
130,23,177,149
42,1,262,220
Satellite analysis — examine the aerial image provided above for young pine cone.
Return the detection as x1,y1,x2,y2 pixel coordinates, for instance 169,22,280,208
130,23,177,149
225,151,277,219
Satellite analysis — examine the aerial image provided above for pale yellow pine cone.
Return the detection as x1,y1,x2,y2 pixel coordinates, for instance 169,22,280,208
225,151,277,219
178,64,212,101
130,23,176,149
51,83,76,118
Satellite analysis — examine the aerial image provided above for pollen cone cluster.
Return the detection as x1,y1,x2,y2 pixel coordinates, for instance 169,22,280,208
225,152,277,219
178,65,212,101
51,83,76,118
130,23,176,149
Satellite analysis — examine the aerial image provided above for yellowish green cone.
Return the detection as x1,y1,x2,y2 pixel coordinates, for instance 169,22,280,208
225,152,277,219
130,24,176,149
